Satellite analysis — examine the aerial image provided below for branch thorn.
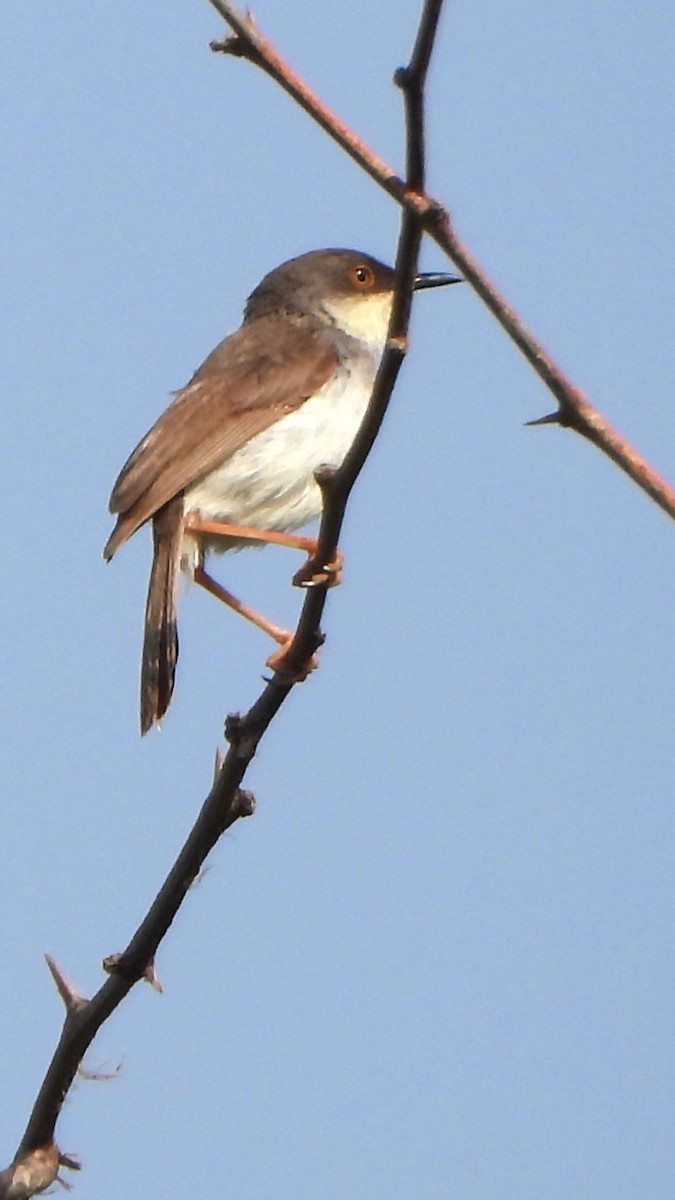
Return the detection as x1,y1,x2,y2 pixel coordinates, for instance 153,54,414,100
44,956,87,1014
525,410,561,427
213,747,225,784
58,1153,81,1174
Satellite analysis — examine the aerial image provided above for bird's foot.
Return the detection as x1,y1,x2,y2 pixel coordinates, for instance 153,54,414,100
293,550,344,589
266,638,320,682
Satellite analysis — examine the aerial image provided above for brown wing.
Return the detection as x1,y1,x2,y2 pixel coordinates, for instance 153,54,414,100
104,317,338,558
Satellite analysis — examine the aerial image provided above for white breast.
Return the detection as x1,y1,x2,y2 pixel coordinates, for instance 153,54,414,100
182,354,378,569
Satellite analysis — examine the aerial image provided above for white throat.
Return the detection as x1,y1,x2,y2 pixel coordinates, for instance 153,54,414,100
319,291,394,356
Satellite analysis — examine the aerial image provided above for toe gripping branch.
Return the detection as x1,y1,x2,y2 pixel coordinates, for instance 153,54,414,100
183,514,340,682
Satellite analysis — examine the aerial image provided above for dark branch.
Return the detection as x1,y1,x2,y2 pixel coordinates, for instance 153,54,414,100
13,776,255,1169
260,0,442,682
0,5,444,1194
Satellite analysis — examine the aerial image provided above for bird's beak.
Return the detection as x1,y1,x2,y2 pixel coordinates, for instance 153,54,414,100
413,270,462,290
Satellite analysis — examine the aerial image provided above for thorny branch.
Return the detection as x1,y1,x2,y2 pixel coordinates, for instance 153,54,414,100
0,3,445,1196
209,0,675,522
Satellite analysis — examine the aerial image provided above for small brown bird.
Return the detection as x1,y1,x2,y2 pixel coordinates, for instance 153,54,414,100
104,248,458,733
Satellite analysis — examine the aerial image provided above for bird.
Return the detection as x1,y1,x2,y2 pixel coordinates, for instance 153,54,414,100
104,248,459,733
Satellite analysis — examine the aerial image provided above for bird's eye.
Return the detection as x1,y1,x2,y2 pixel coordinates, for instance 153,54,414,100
349,264,375,289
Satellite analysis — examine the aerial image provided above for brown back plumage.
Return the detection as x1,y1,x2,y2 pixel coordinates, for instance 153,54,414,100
104,317,338,559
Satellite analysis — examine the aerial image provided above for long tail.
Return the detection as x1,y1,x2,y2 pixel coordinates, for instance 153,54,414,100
140,498,183,734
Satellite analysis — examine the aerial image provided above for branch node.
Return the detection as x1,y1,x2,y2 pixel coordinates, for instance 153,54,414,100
0,1144,60,1199
422,199,451,232
313,463,339,498
210,35,241,55
393,65,411,90
223,712,263,759
210,32,262,67
102,952,161,990
224,712,244,746
387,333,408,354
235,789,256,818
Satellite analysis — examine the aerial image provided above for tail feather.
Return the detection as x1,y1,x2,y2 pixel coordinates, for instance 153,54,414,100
140,498,183,734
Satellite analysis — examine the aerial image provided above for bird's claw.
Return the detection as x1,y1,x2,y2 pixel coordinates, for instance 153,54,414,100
292,551,344,589
266,639,319,682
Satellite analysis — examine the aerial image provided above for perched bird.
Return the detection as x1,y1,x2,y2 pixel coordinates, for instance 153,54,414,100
104,248,458,733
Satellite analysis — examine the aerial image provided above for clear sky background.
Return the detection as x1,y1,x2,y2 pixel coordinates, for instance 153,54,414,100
3,3,675,1197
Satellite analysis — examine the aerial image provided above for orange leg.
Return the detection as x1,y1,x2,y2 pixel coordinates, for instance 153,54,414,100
194,565,317,682
184,515,317,554
184,514,343,588
194,565,291,646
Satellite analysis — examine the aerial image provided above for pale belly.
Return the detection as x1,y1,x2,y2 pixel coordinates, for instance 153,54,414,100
181,361,376,572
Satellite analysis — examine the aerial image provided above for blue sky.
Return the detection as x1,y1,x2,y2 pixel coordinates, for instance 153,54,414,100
2,3,675,1197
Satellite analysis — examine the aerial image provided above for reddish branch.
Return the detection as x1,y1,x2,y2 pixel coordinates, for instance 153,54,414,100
0,4,444,1196
209,0,675,523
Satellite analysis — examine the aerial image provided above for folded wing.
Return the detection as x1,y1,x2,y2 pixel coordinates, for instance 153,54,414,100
104,317,338,559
